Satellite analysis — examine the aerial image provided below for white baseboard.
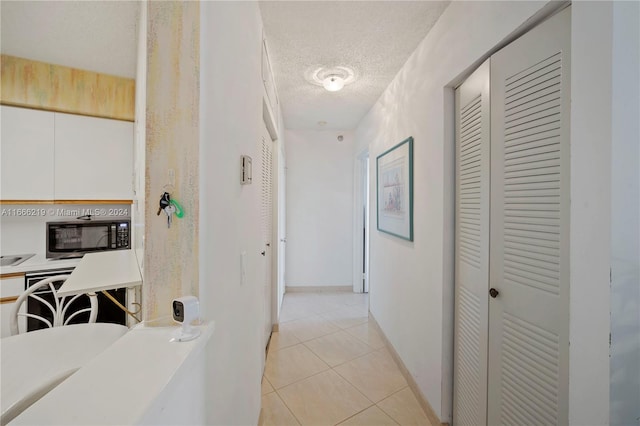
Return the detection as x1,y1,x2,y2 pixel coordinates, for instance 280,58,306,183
368,312,447,426
285,285,352,293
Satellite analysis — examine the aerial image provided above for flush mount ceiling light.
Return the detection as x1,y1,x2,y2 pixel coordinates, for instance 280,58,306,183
323,75,345,92
306,66,356,92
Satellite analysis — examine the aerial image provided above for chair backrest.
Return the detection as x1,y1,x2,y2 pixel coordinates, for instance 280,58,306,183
10,275,98,335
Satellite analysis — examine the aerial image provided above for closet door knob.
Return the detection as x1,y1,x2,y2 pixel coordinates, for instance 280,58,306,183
489,288,500,298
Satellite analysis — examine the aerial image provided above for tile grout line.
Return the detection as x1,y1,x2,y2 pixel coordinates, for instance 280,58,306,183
374,386,427,426
272,366,375,426
326,362,377,424
300,333,376,369
272,387,303,426
263,375,274,395
331,402,377,426
329,351,406,406
265,346,331,391
368,312,443,426
264,292,384,425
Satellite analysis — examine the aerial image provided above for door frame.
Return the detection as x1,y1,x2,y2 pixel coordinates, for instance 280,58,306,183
353,149,370,293
262,97,283,332
449,4,572,422
273,135,286,324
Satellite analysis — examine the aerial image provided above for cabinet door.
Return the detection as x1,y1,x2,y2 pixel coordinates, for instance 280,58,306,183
0,276,26,337
54,113,133,200
0,106,55,200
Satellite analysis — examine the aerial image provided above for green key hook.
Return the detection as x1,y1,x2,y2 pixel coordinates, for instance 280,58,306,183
170,199,184,218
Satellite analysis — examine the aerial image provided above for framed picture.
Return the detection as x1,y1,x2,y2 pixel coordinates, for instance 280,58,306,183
376,136,414,241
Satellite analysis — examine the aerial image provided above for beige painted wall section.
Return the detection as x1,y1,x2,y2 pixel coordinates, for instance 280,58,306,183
0,54,135,121
144,2,199,323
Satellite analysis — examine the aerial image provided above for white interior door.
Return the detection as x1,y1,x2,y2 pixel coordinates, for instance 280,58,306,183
277,142,286,310
353,150,371,294
488,7,570,425
453,58,491,426
260,121,274,350
363,154,370,293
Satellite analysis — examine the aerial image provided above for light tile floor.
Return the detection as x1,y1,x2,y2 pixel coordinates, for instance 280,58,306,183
260,292,432,426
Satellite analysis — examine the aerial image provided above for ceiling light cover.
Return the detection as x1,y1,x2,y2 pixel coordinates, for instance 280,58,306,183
323,75,345,92
307,66,356,91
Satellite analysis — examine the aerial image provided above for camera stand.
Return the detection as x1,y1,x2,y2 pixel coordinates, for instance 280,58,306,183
170,322,201,343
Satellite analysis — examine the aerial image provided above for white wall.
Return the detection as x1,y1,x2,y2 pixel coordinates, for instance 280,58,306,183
132,1,146,277
354,2,551,421
610,1,640,424
199,2,272,424
285,130,355,288
355,1,619,422
568,3,615,424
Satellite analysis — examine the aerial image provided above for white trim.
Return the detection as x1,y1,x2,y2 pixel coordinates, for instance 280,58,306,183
569,3,613,422
353,149,369,294
286,286,352,293
273,137,286,324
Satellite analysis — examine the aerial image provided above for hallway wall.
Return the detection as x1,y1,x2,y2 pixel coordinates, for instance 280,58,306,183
609,1,640,424
199,2,280,424
357,1,625,422
285,130,355,289
354,1,562,422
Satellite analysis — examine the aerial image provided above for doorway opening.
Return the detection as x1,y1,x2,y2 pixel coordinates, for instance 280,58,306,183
354,150,370,293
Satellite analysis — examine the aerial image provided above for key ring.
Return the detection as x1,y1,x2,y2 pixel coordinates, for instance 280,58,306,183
170,199,184,218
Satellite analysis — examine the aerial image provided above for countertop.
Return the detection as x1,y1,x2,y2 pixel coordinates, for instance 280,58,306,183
0,253,81,276
10,321,214,425
1,323,129,425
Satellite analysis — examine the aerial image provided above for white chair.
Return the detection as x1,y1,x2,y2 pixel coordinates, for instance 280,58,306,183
10,275,98,335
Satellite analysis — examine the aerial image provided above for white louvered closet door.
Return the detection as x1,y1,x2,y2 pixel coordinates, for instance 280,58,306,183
260,123,274,351
453,59,491,426
488,7,570,425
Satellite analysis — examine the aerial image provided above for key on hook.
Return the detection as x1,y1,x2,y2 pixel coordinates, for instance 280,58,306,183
164,204,176,228
157,192,171,216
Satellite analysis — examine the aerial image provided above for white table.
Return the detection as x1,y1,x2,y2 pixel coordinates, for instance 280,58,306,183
57,250,142,297
0,323,128,425
57,250,143,322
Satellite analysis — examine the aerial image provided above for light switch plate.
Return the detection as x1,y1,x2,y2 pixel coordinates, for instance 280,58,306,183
241,156,252,184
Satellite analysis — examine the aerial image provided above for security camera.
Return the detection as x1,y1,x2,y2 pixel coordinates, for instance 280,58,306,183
172,296,199,324
171,296,201,342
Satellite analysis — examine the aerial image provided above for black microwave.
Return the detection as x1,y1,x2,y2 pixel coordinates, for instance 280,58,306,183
46,220,130,259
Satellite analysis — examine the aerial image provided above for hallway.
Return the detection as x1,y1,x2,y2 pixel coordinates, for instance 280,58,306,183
260,292,432,426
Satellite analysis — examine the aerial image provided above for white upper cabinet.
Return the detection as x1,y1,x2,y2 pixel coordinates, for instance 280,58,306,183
1,106,133,201
54,113,133,200
1,106,55,200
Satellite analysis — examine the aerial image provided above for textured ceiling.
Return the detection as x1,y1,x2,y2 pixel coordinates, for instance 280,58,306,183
1,1,138,78
260,1,450,130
